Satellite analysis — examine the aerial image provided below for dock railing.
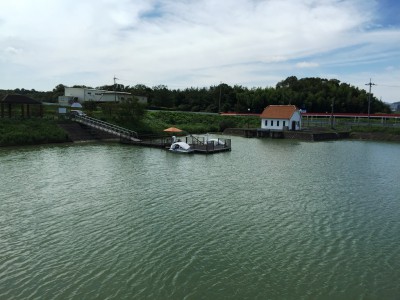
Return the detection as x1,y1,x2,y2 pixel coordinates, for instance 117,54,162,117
185,135,231,153
135,134,231,152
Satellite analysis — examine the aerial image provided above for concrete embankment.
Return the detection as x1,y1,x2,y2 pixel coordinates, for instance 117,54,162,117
223,128,350,141
284,131,350,141
350,132,400,142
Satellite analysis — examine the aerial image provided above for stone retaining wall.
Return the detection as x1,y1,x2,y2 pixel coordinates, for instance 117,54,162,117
223,128,350,141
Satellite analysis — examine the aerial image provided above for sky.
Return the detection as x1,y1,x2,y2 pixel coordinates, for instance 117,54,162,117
1,0,400,103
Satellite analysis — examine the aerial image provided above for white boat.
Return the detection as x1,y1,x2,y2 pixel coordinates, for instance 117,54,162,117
169,142,194,153
204,134,225,146
207,138,225,146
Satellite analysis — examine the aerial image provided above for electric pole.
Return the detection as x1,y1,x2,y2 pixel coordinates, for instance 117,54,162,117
330,97,335,129
114,76,119,102
218,82,222,113
365,79,375,123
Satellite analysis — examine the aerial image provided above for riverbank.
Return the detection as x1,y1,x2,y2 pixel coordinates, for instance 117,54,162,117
1,114,400,147
350,132,400,142
0,118,69,147
0,111,257,147
224,127,400,142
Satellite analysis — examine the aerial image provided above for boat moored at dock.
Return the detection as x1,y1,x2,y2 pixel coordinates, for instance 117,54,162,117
169,142,195,153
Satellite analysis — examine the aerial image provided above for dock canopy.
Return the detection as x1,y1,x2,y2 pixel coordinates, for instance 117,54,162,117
163,127,183,133
1,94,43,118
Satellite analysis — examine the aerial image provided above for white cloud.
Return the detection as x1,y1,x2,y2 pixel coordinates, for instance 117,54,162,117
296,62,319,68
0,0,399,102
4,46,22,55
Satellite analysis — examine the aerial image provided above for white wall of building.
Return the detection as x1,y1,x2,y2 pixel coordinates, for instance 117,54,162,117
60,87,147,105
100,92,132,102
261,118,289,130
260,111,302,131
64,87,105,102
290,111,302,130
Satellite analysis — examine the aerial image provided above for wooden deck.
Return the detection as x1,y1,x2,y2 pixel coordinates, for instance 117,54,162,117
191,143,231,154
121,135,232,154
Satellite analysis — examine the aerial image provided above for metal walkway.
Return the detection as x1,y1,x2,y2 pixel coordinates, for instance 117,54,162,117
72,115,141,142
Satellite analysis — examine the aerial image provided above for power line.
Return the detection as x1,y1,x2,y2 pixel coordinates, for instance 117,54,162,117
375,84,400,88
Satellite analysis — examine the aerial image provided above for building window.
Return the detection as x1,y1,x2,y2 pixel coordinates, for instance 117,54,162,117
271,120,274,126
265,120,268,126
277,121,280,126
87,92,91,95
283,121,286,127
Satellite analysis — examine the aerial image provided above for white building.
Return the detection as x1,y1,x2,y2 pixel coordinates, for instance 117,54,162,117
58,87,147,106
260,105,302,131
389,102,400,112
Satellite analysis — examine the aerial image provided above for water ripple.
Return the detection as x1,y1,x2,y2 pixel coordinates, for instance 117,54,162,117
1,140,400,299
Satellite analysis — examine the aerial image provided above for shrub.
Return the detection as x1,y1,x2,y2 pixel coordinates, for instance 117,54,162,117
0,119,68,146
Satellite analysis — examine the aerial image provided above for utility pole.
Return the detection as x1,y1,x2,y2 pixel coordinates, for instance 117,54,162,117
365,79,375,123
218,82,222,113
330,97,335,129
114,76,119,102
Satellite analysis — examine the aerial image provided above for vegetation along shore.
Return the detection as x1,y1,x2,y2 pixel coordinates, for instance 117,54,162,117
1,76,399,147
1,110,399,147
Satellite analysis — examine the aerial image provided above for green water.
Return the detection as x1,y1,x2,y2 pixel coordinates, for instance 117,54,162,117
0,137,399,299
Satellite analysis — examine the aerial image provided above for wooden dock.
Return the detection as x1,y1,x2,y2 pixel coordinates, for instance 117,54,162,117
190,142,231,154
121,135,231,154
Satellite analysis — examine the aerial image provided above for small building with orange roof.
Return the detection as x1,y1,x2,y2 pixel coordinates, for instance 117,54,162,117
260,105,301,131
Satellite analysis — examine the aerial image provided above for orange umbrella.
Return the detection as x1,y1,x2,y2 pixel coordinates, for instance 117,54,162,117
163,127,183,133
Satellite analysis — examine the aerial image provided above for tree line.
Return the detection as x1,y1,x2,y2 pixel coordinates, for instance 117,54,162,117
0,76,392,114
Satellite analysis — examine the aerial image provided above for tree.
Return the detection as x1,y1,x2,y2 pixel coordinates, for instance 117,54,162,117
152,85,173,108
0,76,391,114
50,84,66,102
117,97,146,123
276,76,298,89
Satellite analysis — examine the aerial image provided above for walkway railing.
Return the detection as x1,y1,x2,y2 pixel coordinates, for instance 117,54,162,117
72,115,140,142
185,135,231,153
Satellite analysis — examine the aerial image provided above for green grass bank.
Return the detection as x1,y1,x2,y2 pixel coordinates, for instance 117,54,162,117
1,110,399,147
0,118,69,147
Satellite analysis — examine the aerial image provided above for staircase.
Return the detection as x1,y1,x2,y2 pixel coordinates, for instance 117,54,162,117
58,122,116,142
71,115,141,142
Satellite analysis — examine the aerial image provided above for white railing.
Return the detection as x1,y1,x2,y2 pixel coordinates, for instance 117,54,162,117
72,115,140,142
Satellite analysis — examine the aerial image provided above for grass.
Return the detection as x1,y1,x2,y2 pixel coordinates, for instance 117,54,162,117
0,118,69,146
1,106,399,146
139,111,260,134
350,125,400,134
82,110,261,135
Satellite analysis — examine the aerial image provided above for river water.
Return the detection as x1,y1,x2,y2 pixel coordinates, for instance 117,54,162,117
0,136,399,299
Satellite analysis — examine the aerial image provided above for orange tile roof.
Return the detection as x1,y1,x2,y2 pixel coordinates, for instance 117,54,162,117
259,105,298,119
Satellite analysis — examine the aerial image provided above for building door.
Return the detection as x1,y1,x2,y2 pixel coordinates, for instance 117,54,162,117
291,121,296,130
